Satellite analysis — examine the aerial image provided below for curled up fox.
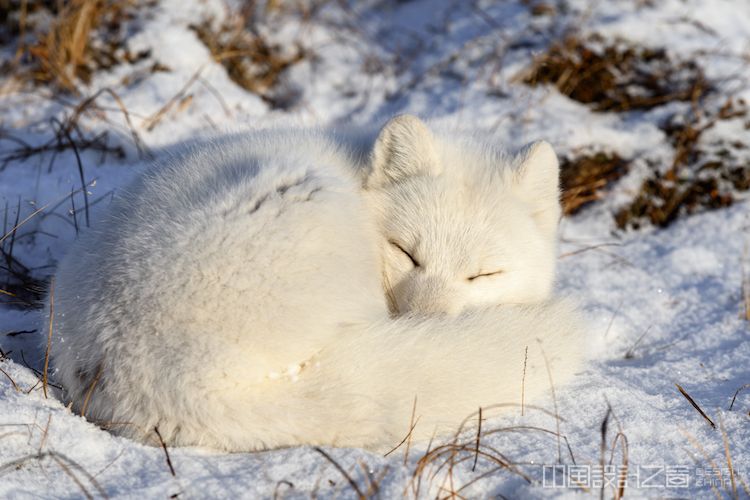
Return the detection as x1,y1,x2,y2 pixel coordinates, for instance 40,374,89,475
47,115,584,451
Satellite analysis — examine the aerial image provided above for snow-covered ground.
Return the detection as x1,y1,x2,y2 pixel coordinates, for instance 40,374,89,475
1,0,748,497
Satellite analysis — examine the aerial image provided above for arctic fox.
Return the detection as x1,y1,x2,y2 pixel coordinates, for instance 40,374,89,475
47,115,582,451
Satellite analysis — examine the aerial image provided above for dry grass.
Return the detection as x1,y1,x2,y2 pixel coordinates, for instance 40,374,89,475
560,151,629,215
616,97,750,229
3,0,142,94
676,383,716,429
523,34,750,229
190,6,308,109
0,450,107,499
0,200,49,308
524,35,705,112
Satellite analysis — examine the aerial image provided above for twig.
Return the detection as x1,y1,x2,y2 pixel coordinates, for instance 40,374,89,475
154,427,176,477
537,341,562,463
471,407,482,472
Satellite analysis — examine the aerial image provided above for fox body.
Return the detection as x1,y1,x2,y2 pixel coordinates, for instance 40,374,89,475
48,116,582,451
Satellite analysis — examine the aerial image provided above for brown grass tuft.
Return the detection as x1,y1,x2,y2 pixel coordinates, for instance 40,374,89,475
190,8,306,109
616,97,749,229
5,0,141,93
560,151,629,215
524,35,705,112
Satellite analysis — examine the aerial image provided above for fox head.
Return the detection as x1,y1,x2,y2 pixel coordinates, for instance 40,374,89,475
365,115,561,316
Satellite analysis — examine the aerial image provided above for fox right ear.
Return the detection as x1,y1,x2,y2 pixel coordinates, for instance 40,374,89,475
513,141,562,235
367,115,441,188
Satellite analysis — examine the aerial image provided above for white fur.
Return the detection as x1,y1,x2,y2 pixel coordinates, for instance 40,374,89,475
47,116,583,451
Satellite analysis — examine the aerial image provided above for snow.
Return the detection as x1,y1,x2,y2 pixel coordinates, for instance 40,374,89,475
1,0,749,498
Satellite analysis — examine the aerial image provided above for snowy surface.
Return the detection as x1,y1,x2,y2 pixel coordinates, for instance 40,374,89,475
1,0,749,498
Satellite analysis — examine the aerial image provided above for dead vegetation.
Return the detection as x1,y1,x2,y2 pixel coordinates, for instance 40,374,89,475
522,33,750,229
560,151,629,215
2,0,145,94
524,35,706,112
189,4,310,109
616,97,750,229
0,199,47,308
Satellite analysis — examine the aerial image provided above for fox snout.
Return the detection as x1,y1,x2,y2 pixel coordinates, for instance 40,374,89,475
394,274,464,316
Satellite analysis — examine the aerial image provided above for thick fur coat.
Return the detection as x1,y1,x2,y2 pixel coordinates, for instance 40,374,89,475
47,116,583,451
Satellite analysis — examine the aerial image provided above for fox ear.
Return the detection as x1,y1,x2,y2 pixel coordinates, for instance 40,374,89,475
367,115,441,188
513,141,561,235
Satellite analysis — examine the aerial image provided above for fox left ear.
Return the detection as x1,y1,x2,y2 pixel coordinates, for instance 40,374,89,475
367,114,441,188
513,141,561,235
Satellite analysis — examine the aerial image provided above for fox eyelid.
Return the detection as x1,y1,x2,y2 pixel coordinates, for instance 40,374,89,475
389,240,420,267
467,270,504,281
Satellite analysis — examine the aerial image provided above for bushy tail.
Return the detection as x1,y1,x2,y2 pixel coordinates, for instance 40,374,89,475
223,298,584,451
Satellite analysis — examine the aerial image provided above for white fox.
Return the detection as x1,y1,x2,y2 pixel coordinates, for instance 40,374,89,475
47,115,582,451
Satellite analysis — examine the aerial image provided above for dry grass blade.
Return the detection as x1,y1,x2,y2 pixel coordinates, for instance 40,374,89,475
481,425,577,465
521,346,528,416
314,447,365,500
57,122,90,227
273,479,294,500
0,201,53,247
471,407,482,472
69,87,150,157
382,396,418,460
537,341,562,463
624,327,651,360
743,244,750,321
558,242,623,260
718,415,738,500
142,66,204,131
80,364,103,417
43,276,54,398
675,383,716,429
0,450,108,499
599,404,612,500
609,432,629,500
681,429,724,500
728,384,750,411
0,367,20,391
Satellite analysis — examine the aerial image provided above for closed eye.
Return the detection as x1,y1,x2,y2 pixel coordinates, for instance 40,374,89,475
389,240,420,267
467,270,504,281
